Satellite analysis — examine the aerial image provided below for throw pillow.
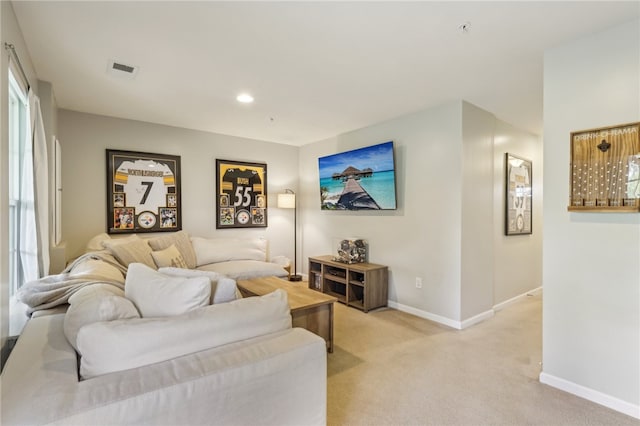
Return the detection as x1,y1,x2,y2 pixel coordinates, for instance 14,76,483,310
158,267,237,304
147,231,197,269
190,237,267,266
151,244,188,269
125,263,211,317
85,233,111,252
64,292,140,351
77,289,291,379
102,235,156,269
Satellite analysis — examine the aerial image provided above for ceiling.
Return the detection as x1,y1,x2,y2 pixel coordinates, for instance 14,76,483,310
12,1,640,146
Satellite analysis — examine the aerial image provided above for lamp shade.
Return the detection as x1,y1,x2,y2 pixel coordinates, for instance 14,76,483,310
277,193,296,209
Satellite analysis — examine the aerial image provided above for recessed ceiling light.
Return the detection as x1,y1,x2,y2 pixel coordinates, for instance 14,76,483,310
237,93,254,103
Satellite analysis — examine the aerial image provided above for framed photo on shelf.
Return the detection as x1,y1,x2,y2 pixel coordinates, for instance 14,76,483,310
106,149,182,234
215,159,267,229
505,153,532,235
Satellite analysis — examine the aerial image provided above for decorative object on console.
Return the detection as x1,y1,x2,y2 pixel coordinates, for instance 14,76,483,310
318,141,397,210
278,189,302,281
106,149,181,234
505,153,533,235
216,159,267,228
568,122,640,212
333,238,367,264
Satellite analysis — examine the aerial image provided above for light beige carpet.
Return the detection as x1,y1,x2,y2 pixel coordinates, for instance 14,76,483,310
327,293,637,425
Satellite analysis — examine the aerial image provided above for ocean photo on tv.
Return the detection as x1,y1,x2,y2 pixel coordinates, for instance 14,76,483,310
318,141,397,210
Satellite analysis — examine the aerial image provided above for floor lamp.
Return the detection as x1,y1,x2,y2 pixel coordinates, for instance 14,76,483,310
278,189,302,281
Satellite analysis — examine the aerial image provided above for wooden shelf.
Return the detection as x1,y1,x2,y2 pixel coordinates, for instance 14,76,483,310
568,205,640,213
308,255,388,313
324,274,346,284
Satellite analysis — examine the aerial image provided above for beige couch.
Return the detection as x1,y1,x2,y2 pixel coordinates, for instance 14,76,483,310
2,311,327,425
2,233,326,425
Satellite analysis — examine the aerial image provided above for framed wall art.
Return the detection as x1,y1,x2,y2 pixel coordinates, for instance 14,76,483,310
568,122,640,212
106,149,181,234
505,153,532,235
216,159,267,229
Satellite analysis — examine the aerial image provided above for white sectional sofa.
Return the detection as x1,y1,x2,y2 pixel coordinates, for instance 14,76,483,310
2,310,326,425
2,232,327,425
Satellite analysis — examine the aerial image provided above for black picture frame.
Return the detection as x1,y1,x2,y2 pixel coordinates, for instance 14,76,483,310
505,153,532,235
106,149,182,234
215,159,267,229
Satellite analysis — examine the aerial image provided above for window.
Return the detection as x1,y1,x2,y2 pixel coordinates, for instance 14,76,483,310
8,70,29,297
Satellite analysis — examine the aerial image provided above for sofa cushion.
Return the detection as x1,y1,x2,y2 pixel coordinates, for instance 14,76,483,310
102,235,156,269
77,289,292,379
151,244,188,269
147,231,197,269
197,260,288,280
64,289,140,351
191,237,267,266
159,267,237,304
125,263,211,317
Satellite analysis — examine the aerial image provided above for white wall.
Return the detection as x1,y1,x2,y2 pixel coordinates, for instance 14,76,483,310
299,100,542,326
300,101,464,322
460,102,495,321
493,120,542,305
541,19,640,417
57,110,299,263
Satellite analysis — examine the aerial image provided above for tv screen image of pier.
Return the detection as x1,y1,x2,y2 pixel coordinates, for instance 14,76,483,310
318,141,397,210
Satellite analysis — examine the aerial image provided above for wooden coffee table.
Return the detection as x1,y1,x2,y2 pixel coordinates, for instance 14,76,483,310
236,276,337,352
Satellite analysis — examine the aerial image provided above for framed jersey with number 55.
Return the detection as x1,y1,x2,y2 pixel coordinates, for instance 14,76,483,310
216,159,267,229
106,149,182,234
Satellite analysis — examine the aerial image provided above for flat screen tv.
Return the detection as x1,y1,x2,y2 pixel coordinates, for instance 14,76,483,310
318,141,397,210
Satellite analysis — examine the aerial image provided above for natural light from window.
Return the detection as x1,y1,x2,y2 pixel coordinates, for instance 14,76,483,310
8,70,30,334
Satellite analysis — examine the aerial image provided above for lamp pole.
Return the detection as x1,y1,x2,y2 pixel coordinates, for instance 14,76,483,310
278,189,301,281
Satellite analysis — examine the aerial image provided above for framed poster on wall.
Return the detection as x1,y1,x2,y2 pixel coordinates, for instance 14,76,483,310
216,159,267,229
505,153,532,235
106,149,181,234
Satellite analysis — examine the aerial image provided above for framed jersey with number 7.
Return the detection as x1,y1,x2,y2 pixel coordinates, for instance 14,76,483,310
216,159,267,229
106,149,182,234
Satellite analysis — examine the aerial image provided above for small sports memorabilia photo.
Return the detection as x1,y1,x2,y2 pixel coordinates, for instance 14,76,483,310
106,149,182,234
219,207,234,225
113,207,135,230
159,207,178,228
216,159,267,229
113,193,125,207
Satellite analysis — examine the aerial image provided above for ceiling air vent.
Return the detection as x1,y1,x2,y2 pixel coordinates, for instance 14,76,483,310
107,59,139,79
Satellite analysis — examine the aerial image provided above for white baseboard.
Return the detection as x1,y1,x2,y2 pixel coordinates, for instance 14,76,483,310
388,286,541,330
460,309,494,329
387,301,495,330
493,286,542,312
387,301,463,329
540,372,640,419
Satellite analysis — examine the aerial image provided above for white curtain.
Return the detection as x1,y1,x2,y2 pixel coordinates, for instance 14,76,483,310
19,89,49,282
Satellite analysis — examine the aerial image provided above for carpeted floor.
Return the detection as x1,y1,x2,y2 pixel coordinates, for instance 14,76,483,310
327,292,637,425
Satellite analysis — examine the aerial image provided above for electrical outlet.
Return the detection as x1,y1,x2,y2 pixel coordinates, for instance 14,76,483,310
415,277,423,289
